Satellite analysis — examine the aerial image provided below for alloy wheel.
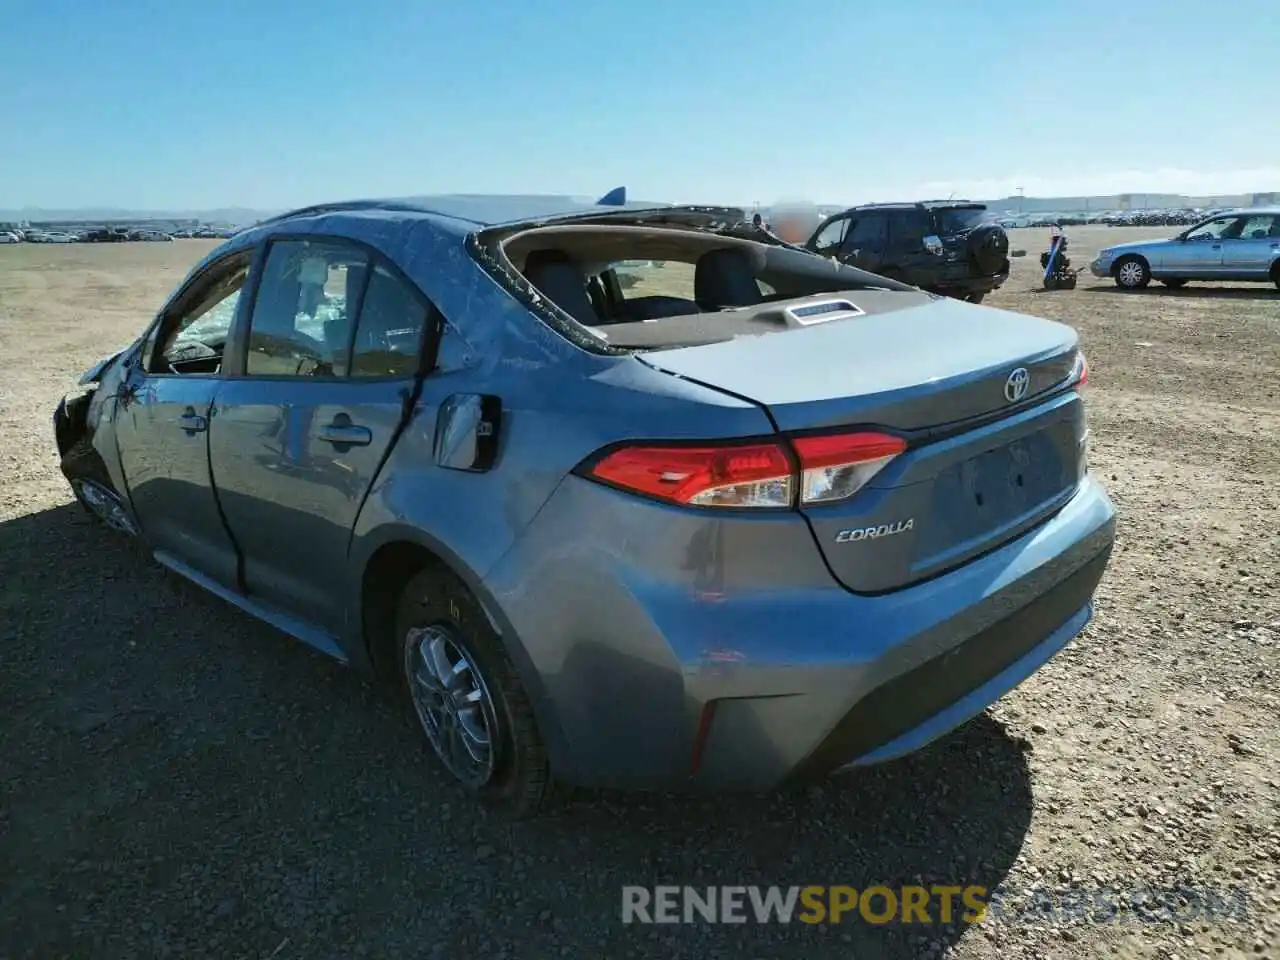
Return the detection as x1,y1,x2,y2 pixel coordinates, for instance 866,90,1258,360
404,624,498,788
1117,261,1146,288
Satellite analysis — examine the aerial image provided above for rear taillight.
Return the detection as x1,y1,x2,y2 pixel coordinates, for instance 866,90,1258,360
583,430,906,509
1072,350,1089,387
587,442,794,508
792,431,907,504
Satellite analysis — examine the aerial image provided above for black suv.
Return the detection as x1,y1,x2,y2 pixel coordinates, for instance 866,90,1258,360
804,201,1010,302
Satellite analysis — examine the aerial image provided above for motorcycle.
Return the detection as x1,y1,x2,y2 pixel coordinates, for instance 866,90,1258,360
1040,225,1078,290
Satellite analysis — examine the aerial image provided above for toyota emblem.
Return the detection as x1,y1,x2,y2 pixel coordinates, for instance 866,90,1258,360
1004,367,1030,403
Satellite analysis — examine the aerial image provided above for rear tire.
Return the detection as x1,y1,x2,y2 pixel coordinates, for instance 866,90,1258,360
1113,256,1151,289
60,437,139,535
394,566,552,818
1270,261,1280,290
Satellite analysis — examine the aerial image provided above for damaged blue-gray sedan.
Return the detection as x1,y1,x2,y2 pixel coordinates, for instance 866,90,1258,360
53,191,1115,815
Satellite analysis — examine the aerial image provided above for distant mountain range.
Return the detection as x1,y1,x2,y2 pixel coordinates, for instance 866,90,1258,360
3,190,1277,226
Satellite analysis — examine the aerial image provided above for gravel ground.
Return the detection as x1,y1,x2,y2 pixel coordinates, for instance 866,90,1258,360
1,229,1277,959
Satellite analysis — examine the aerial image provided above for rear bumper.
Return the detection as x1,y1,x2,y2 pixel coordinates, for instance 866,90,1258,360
931,262,1010,295
484,473,1115,790
824,547,1105,772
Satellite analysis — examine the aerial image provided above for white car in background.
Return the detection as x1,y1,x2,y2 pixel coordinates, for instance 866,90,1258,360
0,231,21,244
28,231,77,243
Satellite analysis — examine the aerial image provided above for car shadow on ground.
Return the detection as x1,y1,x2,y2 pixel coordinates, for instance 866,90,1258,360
2,503,1034,959
1081,283,1280,300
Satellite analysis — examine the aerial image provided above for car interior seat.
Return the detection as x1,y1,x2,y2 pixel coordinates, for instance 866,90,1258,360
694,248,763,310
523,249,601,326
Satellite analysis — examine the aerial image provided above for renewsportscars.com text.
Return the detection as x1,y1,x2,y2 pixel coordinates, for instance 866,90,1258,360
620,885,1251,926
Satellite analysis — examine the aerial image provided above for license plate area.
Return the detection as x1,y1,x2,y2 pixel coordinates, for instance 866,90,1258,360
920,430,1071,554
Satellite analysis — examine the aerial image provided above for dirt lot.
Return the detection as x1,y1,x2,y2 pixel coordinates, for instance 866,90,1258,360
2,228,1278,959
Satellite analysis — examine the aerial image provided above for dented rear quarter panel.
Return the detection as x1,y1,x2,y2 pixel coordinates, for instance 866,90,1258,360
341,314,775,766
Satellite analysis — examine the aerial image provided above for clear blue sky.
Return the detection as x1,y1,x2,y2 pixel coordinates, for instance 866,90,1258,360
2,0,1277,210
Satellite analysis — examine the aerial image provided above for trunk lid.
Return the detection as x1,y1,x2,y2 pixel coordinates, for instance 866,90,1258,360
637,297,1077,431
638,297,1088,593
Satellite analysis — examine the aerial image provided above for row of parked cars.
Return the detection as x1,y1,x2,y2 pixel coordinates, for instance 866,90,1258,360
998,209,1228,229
0,225,237,244
1094,209,1232,227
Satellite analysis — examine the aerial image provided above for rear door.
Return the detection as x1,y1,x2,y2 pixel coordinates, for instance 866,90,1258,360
884,209,926,269
114,250,252,587
207,237,434,632
1220,213,1280,279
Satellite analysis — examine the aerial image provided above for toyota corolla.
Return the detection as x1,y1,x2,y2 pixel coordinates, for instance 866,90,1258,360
52,192,1115,816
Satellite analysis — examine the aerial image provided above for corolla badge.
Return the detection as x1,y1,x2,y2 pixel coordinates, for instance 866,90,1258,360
835,519,914,543
1004,367,1030,403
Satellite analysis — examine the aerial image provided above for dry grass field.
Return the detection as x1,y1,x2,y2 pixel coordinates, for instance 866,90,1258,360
2,228,1278,959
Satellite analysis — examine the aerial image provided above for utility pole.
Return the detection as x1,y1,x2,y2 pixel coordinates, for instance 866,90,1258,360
1017,186,1025,216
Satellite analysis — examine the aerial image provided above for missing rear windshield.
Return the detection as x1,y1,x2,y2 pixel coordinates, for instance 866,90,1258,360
475,221,917,353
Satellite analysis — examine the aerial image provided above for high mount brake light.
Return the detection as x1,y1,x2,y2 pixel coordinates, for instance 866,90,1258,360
584,431,907,509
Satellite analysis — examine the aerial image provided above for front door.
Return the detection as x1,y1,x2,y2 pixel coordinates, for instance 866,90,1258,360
114,251,252,587
1163,216,1241,278
807,215,851,259
207,238,434,633
840,213,889,273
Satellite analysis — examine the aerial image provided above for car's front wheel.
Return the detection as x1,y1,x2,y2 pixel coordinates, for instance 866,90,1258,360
395,566,551,817
1113,256,1151,290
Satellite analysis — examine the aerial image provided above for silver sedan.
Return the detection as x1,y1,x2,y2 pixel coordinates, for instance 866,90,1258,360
1091,207,1280,290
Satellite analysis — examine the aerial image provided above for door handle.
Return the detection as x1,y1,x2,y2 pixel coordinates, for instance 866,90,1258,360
317,414,372,447
1210,244,1221,249
176,407,207,433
